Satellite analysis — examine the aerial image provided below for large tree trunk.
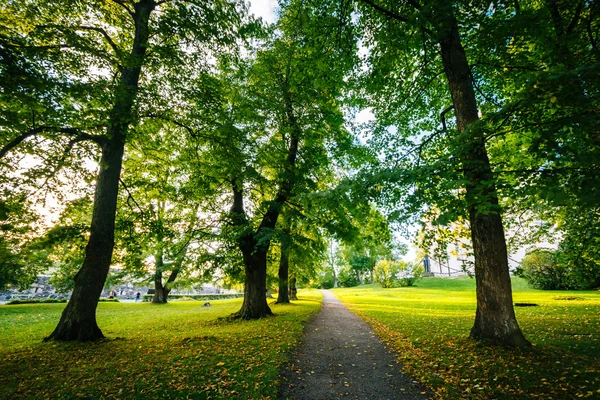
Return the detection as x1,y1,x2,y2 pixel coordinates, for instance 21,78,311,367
232,250,273,319
44,141,124,341
230,77,300,319
44,0,155,342
276,239,291,304
437,10,530,347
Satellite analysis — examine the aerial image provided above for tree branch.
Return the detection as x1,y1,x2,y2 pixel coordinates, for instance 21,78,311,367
142,112,227,146
358,0,409,22
440,105,454,130
566,0,584,34
0,126,106,159
108,0,135,17
119,178,146,216
77,26,123,59
470,61,542,72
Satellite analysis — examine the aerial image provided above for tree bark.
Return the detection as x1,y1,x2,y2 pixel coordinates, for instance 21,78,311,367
289,276,298,300
152,245,168,303
276,233,291,304
44,0,155,342
230,78,300,319
437,10,530,347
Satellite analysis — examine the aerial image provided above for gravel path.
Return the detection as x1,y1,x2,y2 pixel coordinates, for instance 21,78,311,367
279,290,430,399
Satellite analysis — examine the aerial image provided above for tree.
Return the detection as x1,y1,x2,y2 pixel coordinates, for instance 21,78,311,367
116,133,221,304
350,0,530,346
0,195,42,290
0,0,246,341
212,0,358,319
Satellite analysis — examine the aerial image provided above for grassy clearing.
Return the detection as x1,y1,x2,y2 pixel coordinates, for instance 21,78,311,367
332,277,600,399
0,290,322,399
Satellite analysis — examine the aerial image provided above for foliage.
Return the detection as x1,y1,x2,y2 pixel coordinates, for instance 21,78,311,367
374,260,424,288
337,266,360,288
141,293,243,302
316,266,335,289
0,290,322,399
396,261,424,287
333,278,600,399
0,196,43,291
555,208,600,290
373,260,400,288
6,298,119,305
520,247,599,291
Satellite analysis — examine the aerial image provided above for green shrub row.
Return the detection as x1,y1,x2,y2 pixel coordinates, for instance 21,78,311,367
142,293,243,302
6,297,119,305
516,248,600,290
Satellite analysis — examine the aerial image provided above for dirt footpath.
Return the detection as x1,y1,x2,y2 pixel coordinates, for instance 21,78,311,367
279,290,430,399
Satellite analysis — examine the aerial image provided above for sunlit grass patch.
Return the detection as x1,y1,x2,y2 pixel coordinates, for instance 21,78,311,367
0,290,322,399
332,277,600,399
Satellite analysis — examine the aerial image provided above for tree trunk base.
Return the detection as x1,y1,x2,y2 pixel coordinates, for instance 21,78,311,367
44,318,104,342
229,305,273,320
470,325,531,348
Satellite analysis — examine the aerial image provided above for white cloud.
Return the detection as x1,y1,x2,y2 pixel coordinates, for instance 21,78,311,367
248,0,278,24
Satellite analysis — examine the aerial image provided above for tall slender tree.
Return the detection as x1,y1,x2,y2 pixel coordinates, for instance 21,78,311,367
0,0,246,341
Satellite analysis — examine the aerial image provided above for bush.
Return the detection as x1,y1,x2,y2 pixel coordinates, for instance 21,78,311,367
374,260,400,288
397,261,424,287
142,293,244,302
337,267,360,287
318,268,335,289
374,260,424,288
520,249,580,290
6,297,120,305
7,298,67,305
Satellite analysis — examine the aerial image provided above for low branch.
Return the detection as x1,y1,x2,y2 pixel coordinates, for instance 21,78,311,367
0,126,106,159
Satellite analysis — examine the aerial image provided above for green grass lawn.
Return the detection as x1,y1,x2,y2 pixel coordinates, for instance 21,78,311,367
0,291,322,399
332,277,600,399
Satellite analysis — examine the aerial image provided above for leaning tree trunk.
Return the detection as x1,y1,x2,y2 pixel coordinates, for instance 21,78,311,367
44,0,155,342
44,141,124,341
437,10,530,347
276,229,291,304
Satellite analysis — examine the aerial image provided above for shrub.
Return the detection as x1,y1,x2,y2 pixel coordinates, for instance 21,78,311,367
520,249,580,290
374,260,424,288
6,297,120,305
141,293,244,302
396,261,424,287
374,260,400,288
337,267,360,287
318,268,335,289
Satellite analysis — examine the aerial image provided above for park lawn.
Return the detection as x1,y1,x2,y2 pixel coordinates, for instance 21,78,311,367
332,277,600,399
0,290,322,399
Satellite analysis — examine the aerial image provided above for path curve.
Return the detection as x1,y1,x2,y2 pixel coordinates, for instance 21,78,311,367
279,290,429,399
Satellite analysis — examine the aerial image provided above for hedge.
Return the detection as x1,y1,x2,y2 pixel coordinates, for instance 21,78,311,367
6,297,120,305
142,293,243,302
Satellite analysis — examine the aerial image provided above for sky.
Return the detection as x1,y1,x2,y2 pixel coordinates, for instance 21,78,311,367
248,0,278,24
